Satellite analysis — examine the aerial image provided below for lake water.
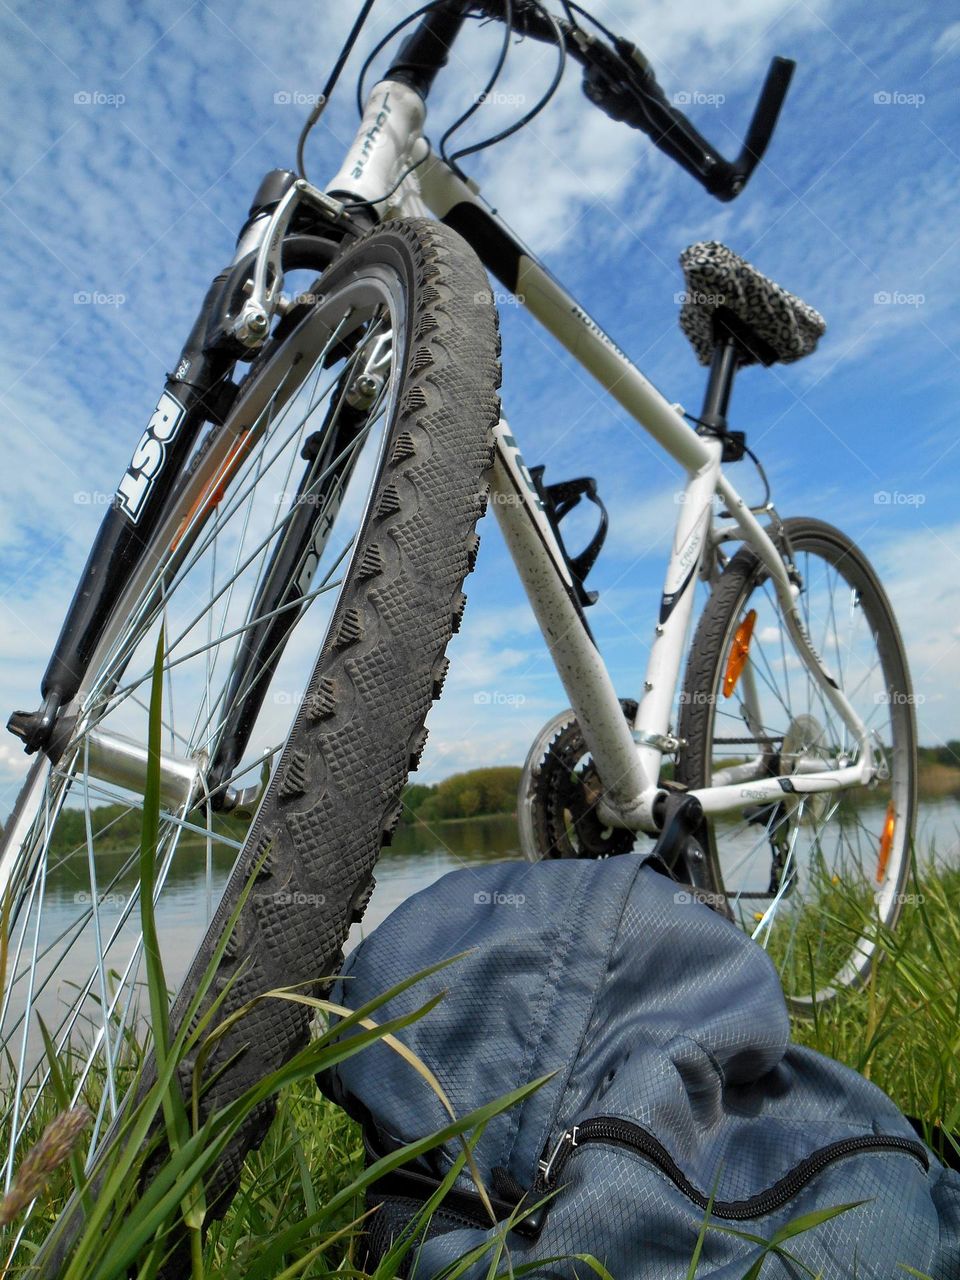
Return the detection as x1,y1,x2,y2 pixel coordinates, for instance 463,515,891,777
356,797,960,942
3,800,958,1073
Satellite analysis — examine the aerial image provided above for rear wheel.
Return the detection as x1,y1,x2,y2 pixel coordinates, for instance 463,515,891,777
0,218,500,1269
677,518,916,1008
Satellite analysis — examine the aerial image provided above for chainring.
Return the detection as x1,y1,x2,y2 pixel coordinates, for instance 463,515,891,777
526,699,638,860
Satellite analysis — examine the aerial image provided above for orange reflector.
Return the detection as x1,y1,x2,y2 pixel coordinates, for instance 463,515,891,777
876,802,896,883
170,435,252,552
723,608,757,698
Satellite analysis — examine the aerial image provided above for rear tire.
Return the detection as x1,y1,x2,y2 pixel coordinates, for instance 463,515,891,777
677,518,916,1010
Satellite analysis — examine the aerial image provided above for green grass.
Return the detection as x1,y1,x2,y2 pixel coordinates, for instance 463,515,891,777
0,640,553,1279
0,640,955,1273
3,857,957,1276
792,857,960,1151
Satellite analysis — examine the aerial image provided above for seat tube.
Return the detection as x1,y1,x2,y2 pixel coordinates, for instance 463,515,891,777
633,438,723,781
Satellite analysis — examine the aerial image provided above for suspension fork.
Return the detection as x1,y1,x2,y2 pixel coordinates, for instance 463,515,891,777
7,292,237,756
7,172,351,759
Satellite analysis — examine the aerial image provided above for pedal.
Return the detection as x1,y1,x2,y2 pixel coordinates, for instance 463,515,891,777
649,792,706,880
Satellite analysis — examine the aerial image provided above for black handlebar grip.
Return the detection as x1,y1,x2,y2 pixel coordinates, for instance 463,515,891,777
741,57,795,170
702,55,796,201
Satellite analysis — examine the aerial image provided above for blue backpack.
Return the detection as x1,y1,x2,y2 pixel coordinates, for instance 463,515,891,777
325,856,960,1278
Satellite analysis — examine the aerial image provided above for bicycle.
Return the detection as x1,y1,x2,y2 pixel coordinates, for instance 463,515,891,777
0,0,916,1269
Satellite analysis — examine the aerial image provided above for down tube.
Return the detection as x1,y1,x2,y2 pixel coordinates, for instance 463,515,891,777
489,423,652,829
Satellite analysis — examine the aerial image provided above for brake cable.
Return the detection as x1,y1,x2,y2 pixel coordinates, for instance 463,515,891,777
356,0,450,114
437,0,514,167
444,0,567,167
297,0,380,180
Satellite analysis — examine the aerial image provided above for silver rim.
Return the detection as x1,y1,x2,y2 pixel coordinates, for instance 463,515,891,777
698,537,914,1004
0,267,405,1250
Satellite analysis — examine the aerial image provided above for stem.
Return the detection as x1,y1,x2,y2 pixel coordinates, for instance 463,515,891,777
190,1222,204,1278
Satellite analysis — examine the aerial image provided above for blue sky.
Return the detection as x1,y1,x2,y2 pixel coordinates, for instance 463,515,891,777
0,0,957,809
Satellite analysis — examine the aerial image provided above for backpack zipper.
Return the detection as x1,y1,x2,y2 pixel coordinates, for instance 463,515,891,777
534,1116,929,1223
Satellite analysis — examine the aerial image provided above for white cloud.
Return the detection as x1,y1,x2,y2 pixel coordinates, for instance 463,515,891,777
0,0,957,808
932,22,960,59
872,521,960,746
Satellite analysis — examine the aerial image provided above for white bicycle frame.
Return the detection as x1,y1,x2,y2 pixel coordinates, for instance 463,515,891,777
327,81,875,834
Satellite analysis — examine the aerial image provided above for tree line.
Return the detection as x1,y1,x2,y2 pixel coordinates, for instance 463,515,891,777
20,766,522,855
402,766,522,823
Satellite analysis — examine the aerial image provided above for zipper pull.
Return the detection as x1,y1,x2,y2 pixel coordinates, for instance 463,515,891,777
519,1126,582,1242
538,1126,579,1187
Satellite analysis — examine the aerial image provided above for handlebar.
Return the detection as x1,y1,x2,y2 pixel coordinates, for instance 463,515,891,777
576,32,795,201
386,0,795,202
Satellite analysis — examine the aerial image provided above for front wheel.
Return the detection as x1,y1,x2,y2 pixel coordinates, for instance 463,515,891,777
677,518,916,1008
3,218,501,1271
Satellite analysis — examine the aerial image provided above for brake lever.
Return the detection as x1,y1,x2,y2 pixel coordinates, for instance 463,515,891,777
576,29,795,201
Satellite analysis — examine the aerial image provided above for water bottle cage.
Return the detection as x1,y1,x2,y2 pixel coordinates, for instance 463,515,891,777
529,466,608,607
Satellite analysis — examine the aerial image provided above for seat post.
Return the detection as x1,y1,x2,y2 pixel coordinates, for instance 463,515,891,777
698,329,740,432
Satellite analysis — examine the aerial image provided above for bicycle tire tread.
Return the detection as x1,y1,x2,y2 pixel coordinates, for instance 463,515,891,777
178,217,502,1218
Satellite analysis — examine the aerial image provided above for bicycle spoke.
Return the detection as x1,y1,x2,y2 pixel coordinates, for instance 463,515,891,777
694,526,912,1004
